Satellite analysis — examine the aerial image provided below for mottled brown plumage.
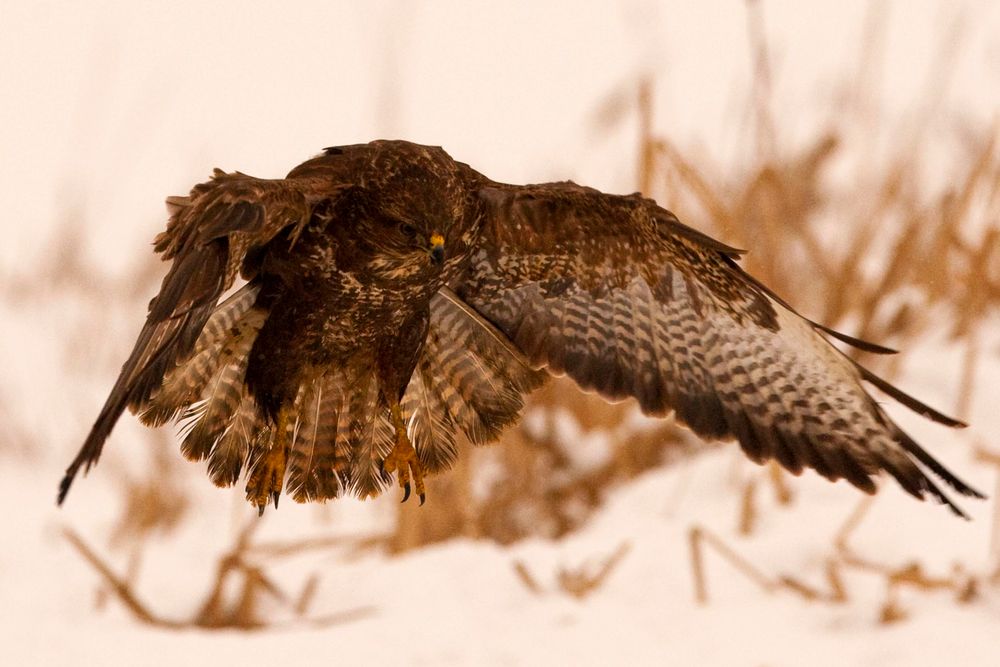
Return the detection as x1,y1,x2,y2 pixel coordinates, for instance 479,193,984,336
59,140,983,517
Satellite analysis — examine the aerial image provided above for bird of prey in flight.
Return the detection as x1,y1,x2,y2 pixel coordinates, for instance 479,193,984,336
58,140,983,517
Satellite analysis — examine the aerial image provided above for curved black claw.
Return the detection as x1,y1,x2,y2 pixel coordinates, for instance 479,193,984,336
401,481,411,503
272,491,281,510
418,493,426,506
257,504,266,518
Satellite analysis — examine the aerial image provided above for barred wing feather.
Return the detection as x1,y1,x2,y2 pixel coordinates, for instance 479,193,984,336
455,182,983,517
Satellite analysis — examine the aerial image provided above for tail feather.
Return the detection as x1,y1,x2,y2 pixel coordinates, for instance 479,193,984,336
141,344,223,428
287,375,351,502
422,360,500,445
207,395,261,487
402,368,459,473
346,374,394,498
61,276,549,508
179,359,249,461
169,303,266,461
387,289,548,482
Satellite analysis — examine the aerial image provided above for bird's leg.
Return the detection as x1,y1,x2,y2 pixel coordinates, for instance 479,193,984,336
246,406,290,515
382,402,426,504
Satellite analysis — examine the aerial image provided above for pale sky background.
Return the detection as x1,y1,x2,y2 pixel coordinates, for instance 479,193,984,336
1,0,997,276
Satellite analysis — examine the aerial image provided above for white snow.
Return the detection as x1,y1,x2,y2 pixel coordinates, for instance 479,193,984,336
8,336,1000,665
2,1,999,665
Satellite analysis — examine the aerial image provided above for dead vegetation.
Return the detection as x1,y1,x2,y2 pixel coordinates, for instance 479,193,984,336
3,1,995,631
63,520,377,630
391,380,711,553
689,496,980,623
513,542,632,600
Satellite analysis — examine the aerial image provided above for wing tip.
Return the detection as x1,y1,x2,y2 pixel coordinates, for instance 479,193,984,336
57,447,99,506
921,473,978,520
814,324,899,355
893,428,987,521
859,365,966,428
56,472,74,506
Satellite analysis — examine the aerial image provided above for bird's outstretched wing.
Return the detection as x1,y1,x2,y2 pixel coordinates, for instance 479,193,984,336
58,169,340,503
454,181,983,516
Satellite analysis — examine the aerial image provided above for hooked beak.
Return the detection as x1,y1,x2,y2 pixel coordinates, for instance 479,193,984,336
429,233,445,265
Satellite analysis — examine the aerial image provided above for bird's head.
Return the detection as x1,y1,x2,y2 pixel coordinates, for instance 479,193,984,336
355,142,465,277
367,214,447,270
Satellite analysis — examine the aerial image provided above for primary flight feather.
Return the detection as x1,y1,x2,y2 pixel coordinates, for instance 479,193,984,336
59,140,983,517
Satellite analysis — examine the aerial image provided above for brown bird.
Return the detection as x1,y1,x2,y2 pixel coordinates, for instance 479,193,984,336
59,140,983,517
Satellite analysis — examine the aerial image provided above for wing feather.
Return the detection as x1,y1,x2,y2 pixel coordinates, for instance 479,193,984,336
455,181,982,516
394,289,547,477
59,168,344,504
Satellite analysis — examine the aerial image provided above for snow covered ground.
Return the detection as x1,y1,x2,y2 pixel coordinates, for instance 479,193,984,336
2,1,999,664
8,325,1000,665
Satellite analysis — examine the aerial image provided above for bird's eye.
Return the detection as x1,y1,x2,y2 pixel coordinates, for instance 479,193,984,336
398,222,417,238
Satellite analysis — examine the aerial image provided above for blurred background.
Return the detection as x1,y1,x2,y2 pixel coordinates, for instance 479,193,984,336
2,1,999,664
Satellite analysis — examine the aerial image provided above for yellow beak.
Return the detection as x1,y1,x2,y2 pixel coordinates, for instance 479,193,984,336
429,233,445,265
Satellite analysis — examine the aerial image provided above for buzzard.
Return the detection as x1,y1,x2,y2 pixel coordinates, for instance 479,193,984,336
59,140,983,517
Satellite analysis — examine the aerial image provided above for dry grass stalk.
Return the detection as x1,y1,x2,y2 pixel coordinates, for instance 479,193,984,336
745,0,776,162
643,80,999,363
293,573,321,617
64,521,376,630
830,497,980,616
249,531,390,562
690,526,773,604
636,77,656,196
63,527,166,627
955,329,981,424
824,559,848,603
767,461,794,506
512,560,544,595
878,595,909,625
688,523,848,606
0,391,38,459
737,479,757,536
109,431,189,548
972,444,1000,575
690,490,985,614
557,541,631,599
512,542,632,600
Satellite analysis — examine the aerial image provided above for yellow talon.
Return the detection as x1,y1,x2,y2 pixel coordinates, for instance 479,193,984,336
384,403,426,504
246,407,290,514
